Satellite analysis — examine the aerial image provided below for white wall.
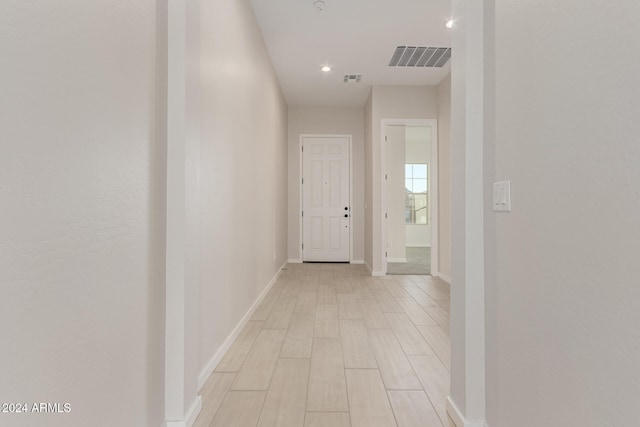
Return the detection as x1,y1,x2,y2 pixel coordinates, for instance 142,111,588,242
437,74,452,279
196,0,288,395
369,86,439,274
287,107,365,262
486,2,640,426
449,1,488,421
0,1,165,426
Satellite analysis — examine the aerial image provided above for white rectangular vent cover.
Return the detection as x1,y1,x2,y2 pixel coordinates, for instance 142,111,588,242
343,74,362,83
388,46,451,67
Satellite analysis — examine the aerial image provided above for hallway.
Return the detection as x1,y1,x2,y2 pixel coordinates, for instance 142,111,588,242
193,263,451,427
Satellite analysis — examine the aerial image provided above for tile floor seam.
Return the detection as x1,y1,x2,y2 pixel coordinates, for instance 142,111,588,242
384,389,401,427
194,263,449,427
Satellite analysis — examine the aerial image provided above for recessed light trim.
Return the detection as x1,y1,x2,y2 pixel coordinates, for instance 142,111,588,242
321,66,332,72
445,19,454,29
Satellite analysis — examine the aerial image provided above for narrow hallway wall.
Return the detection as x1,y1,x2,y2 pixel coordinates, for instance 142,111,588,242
0,1,165,426
486,2,640,426
195,0,288,387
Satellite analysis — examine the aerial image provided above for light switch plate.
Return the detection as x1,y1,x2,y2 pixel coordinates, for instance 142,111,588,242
493,181,511,212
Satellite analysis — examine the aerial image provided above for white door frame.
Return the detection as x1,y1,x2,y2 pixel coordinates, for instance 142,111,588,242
299,134,353,263
381,119,439,276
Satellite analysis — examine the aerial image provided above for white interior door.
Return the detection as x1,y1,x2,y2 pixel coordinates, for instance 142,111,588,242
302,136,350,262
386,125,407,262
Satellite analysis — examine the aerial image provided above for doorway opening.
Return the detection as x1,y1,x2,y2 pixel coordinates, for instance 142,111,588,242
382,119,438,275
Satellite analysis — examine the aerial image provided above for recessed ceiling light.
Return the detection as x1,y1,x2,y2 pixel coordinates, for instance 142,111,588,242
445,19,454,29
321,66,332,72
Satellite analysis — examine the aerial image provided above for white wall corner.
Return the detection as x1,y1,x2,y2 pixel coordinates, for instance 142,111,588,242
447,396,486,427
166,395,202,427
365,263,385,277
365,263,373,274
197,262,286,390
436,272,451,284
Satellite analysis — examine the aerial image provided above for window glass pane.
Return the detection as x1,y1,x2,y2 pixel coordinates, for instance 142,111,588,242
405,194,414,210
414,194,427,210
405,210,412,224
413,179,427,193
413,164,427,178
405,179,413,192
416,208,428,224
405,164,413,178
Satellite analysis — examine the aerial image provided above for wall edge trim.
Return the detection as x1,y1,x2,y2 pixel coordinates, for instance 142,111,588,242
166,395,202,427
436,272,451,284
197,262,286,390
446,396,486,427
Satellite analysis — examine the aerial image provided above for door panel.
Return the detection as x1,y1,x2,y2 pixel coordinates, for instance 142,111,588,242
311,216,323,249
329,217,341,249
329,160,342,206
302,136,350,262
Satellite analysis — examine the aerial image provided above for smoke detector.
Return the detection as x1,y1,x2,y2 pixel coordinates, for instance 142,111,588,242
313,0,326,11
343,74,362,83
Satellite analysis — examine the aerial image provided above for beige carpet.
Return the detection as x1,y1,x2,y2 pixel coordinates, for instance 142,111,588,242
387,247,431,275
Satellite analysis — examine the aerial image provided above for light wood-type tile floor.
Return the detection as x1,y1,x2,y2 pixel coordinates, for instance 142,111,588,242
193,263,453,427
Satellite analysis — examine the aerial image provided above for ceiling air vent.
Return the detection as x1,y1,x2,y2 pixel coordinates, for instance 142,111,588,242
343,74,362,83
388,46,451,68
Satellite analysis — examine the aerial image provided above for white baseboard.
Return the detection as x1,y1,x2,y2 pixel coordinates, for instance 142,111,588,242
364,262,385,277
407,244,431,248
166,396,202,427
436,272,451,284
287,258,302,264
447,397,464,427
197,262,286,390
446,396,486,427
387,257,407,263
350,259,364,264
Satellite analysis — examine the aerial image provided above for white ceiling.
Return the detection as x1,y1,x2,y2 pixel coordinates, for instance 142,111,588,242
249,0,452,107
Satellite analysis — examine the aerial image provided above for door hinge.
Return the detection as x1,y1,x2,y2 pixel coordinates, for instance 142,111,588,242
385,212,388,219
385,135,387,142
302,145,304,152
302,210,304,217
302,178,304,184
385,251,388,257
385,174,388,180
302,243,304,249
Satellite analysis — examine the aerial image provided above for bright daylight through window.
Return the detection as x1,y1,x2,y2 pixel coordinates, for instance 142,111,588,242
405,163,428,225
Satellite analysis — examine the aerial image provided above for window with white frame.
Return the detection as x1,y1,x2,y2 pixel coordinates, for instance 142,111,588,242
405,163,428,225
